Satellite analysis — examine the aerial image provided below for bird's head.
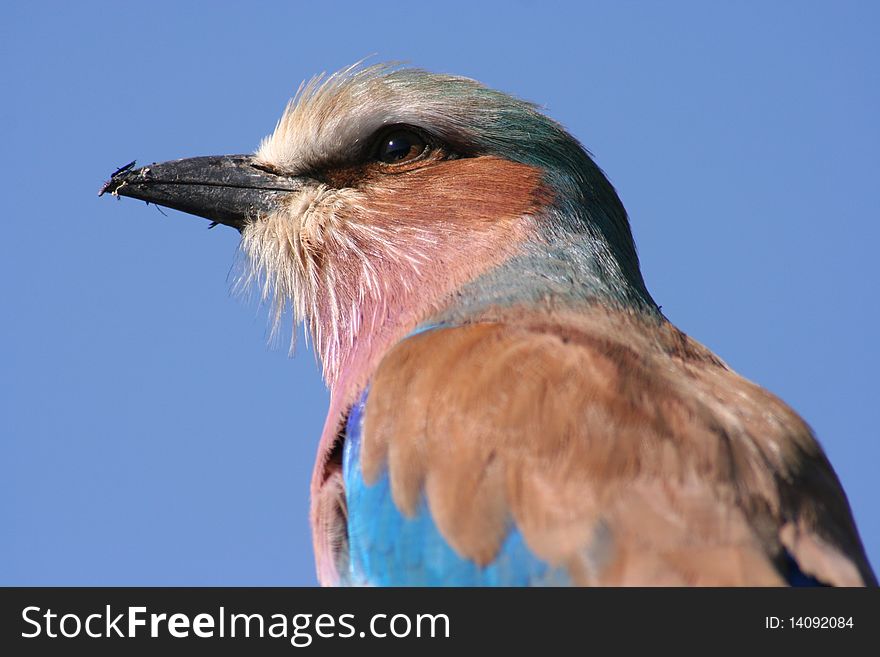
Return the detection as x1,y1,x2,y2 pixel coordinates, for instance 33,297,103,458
101,63,656,387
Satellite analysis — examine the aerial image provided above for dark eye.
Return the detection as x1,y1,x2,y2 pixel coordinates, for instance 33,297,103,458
376,129,427,164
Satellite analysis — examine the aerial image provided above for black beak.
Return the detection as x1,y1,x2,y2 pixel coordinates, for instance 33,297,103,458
99,155,305,231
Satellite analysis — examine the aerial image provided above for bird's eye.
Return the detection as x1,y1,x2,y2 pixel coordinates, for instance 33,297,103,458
375,129,427,164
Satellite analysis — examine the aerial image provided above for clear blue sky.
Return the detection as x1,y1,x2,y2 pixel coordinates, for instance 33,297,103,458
2,1,877,585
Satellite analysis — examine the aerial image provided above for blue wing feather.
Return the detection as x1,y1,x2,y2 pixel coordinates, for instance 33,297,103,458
342,387,569,586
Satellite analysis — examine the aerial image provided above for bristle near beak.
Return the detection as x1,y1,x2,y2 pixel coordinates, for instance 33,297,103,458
99,154,308,231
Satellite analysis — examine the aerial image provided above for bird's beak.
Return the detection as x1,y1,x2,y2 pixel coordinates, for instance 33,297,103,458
99,155,305,231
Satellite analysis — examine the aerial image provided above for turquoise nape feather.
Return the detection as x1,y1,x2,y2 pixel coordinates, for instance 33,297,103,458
101,63,877,587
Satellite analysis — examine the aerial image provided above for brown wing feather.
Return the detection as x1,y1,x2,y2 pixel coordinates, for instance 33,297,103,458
361,306,876,586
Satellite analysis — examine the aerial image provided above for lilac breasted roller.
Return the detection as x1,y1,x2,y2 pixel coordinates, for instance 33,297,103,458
101,64,876,586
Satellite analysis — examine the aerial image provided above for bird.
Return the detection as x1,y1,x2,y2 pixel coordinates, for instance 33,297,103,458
100,63,875,587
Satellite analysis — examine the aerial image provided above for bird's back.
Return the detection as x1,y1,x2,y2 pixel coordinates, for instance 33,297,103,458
338,304,875,586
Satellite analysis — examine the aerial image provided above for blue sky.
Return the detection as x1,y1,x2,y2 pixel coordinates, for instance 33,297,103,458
2,1,877,585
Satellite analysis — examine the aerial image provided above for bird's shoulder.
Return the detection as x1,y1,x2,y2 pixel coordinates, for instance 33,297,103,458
354,306,874,585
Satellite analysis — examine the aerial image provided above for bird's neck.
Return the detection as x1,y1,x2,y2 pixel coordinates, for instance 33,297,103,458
325,216,659,408
430,228,660,327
